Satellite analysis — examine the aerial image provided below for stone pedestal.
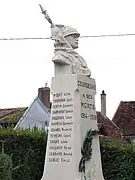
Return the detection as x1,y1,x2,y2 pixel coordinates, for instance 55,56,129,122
41,75,104,180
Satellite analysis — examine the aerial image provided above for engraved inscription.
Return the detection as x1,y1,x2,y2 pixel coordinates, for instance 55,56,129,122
48,92,74,163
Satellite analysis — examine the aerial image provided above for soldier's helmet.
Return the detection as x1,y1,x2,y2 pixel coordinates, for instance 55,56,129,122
61,26,80,37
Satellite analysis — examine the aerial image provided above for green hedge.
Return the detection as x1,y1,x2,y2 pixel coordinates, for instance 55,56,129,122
0,152,12,180
0,128,47,180
0,129,135,180
101,139,135,180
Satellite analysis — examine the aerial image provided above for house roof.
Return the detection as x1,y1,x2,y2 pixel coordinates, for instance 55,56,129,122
0,108,22,118
97,111,122,139
112,101,135,136
0,107,27,124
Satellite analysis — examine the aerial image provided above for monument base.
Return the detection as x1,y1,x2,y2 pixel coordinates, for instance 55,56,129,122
41,74,104,180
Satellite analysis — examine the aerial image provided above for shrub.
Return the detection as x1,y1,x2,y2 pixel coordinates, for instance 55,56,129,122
0,152,12,180
101,138,135,180
0,128,47,180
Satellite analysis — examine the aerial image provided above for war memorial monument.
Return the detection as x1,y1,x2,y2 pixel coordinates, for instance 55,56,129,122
40,5,105,180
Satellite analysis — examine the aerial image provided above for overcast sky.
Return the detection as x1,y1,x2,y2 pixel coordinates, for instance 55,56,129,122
0,0,135,119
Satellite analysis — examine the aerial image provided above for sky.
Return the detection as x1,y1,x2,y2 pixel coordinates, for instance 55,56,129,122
0,0,135,119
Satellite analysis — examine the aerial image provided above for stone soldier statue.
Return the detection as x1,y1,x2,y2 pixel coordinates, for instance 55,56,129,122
40,5,105,180
39,5,91,77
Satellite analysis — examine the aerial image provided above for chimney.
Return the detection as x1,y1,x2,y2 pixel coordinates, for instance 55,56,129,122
100,90,106,116
38,84,50,110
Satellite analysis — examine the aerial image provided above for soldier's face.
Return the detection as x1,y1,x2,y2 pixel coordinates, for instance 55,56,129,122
65,34,79,49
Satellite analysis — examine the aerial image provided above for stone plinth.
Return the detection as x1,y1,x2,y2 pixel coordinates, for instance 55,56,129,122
41,75,104,180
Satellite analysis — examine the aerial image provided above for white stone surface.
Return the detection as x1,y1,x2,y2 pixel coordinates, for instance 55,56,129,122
41,75,104,180
51,25,91,77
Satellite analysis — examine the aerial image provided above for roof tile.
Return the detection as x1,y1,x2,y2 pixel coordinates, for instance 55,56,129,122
97,111,122,139
112,101,135,136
